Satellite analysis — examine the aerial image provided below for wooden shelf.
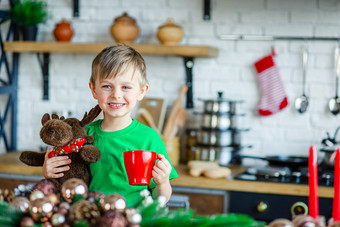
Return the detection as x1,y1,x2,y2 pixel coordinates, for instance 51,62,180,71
4,42,218,57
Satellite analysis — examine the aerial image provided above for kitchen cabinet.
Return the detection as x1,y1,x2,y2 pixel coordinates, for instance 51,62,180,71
2,41,218,151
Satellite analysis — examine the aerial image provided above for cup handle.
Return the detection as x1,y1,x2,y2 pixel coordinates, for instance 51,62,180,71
156,154,163,160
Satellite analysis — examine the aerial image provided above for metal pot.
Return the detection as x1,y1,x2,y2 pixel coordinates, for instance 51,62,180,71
320,146,338,167
196,130,232,146
201,112,238,130
199,92,240,114
193,146,235,166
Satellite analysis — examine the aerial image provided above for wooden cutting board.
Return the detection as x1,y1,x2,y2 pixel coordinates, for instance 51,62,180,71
137,98,167,132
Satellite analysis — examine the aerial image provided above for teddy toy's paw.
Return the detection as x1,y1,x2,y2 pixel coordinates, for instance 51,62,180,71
84,135,95,144
80,146,101,163
19,151,46,166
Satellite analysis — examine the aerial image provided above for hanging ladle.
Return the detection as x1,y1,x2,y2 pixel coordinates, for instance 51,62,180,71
295,46,309,114
328,44,340,115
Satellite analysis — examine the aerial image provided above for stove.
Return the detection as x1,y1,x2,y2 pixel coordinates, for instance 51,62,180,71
235,165,334,186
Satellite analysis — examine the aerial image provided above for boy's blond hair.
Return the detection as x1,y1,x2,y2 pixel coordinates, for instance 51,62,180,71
90,44,148,87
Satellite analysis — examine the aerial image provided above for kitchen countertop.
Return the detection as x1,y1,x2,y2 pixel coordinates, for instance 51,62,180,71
0,152,334,198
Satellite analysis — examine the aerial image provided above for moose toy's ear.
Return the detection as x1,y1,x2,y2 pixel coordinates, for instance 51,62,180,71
41,114,51,125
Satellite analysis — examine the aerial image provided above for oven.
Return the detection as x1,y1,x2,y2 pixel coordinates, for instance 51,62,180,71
231,164,334,223
229,191,332,223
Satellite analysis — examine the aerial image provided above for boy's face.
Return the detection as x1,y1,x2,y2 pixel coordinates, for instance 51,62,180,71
89,66,148,121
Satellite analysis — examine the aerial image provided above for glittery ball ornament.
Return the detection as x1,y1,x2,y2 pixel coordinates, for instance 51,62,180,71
68,199,100,226
61,178,88,203
29,190,45,201
99,211,127,227
20,216,35,227
100,193,127,212
32,179,57,196
292,215,317,227
269,218,294,227
51,213,66,226
30,197,54,222
10,196,31,213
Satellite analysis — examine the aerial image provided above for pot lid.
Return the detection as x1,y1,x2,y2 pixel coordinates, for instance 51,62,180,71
198,91,243,103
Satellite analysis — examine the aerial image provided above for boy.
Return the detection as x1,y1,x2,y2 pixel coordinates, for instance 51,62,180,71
42,44,178,207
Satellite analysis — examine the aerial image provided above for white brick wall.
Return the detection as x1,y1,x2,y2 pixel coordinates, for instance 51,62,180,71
1,0,340,159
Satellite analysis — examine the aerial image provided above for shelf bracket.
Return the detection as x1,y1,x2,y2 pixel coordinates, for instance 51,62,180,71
37,53,50,100
183,57,194,109
203,0,211,20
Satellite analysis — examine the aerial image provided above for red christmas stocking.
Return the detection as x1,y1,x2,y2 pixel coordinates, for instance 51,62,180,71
254,54,288,116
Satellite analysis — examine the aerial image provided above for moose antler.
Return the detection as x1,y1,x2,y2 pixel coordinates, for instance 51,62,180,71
79,105,102,127
41,113,66,125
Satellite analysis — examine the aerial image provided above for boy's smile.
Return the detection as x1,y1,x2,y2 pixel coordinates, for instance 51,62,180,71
89,65,148,131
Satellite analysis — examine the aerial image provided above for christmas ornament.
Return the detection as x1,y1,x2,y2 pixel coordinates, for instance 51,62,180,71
14,184,34,197
292,215,317,227
68,199,100,226
30,197,54,222
0,188,15,202
51,213,66,226
10,196,30,213
32,179,57,195
254,49,288,116
330,221,340,227
61,178,88,203
47,193,59,206
100,193,127,213
125,208,142,225
99,210,127,227
20,216,35,227
268,218,294,227
57,202,70,215
29,190,45,201
88,190,105,204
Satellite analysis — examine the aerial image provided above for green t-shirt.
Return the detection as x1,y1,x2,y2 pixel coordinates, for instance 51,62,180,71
85,119,178,207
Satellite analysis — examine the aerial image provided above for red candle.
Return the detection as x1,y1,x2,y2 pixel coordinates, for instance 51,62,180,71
308,145,319,219
333,147,340,221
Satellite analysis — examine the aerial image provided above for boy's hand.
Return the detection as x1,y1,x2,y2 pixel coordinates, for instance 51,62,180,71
152,154,172,185
42,148,71,178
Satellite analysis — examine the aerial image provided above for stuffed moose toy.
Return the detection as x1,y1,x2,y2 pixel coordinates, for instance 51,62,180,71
19,105,102,190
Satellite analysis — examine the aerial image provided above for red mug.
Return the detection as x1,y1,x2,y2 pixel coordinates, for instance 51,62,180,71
124,150,159,186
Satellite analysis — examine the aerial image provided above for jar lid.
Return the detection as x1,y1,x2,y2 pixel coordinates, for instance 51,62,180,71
158,18,181,29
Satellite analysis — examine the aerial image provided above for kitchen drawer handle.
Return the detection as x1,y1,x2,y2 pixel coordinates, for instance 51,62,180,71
257,201,268,213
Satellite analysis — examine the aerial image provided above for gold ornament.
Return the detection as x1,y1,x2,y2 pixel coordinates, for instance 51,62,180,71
29,190,45,201
100,193,126,212
69,199,100,226
51,213,66,226
30,197,54,222
61,178,88,203
10,196,31,213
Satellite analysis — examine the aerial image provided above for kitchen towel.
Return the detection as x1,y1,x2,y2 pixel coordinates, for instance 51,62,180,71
254,50,288,116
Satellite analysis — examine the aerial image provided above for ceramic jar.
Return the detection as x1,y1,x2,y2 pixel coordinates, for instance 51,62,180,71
110,12,139,44
157,18,183,45
53,19,74,42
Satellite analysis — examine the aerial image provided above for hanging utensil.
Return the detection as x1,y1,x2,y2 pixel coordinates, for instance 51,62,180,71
295,46,309,114
329,44,340,115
